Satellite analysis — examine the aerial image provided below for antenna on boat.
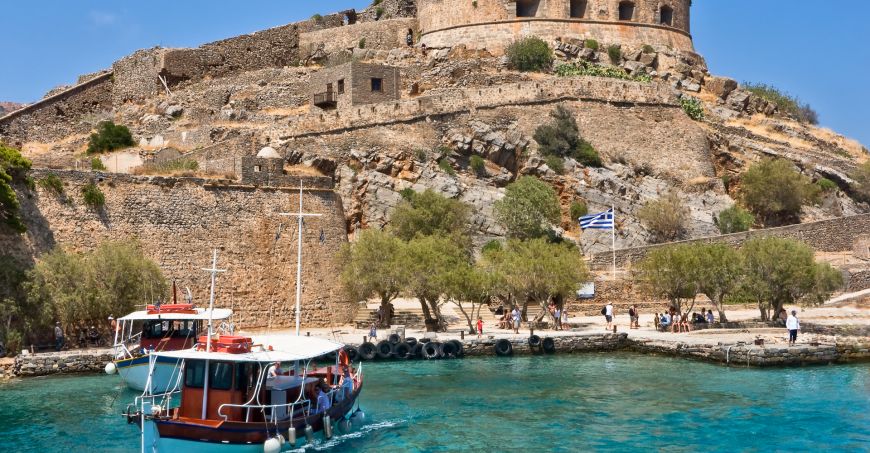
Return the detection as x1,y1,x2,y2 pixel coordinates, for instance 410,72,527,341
277,181,322,336
202,249,226,352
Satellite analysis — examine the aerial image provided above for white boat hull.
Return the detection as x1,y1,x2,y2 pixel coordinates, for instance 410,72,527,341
116,355,182,393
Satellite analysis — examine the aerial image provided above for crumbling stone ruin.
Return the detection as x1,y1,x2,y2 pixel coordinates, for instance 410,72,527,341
1,0,867,327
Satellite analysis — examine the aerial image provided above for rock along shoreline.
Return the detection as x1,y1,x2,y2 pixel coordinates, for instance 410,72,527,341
3,332,869,380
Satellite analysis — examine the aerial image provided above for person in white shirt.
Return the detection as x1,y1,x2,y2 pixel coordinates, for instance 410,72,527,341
672,312,681,333
786,310,800,345
604,303,614,331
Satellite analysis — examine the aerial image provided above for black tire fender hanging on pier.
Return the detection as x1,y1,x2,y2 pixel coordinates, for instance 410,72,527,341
494,339,513,356
405,337,418,348
528,334,542,348
542,337,556,353
393,341,412,359
448,339,464,357
344,345,359,361
358,342,377,361
440,340,458,358
376,340,394,359
412,342,424,358
422,341,441,359
388,333,401,344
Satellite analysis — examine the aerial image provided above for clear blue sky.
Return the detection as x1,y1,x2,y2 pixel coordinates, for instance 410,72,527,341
1,1,867,147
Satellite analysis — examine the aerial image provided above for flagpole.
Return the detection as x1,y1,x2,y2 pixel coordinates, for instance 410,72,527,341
611,205,616,282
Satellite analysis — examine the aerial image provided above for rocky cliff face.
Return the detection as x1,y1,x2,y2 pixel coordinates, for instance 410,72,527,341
1,13,866,260
0,101,25,116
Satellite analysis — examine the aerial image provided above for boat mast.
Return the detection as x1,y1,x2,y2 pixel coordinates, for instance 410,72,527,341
278,181,322,336
201,249,225,419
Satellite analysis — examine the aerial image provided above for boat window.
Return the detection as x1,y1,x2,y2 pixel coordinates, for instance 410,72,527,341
172,320,195,338
236,362,255,391
142,320,168,339
210,362,234,390
185,360,206,388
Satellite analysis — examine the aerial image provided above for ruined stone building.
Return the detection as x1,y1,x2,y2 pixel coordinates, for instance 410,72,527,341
310,62,401,111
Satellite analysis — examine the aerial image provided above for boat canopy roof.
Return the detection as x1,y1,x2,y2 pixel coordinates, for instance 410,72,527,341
153,335,344,363
118,308,233,321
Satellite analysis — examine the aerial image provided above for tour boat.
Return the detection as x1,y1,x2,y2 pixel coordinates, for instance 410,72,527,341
107,303,233,392
128,334,364,452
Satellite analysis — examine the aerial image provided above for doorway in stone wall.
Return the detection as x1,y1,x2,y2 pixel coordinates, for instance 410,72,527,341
517,0,540,17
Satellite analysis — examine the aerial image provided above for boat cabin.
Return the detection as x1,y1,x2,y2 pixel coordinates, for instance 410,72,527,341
113,306,233,359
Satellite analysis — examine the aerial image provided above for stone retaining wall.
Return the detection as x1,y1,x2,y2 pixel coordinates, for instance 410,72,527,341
591,213,870,268
13,349,113,377
285,76,677,138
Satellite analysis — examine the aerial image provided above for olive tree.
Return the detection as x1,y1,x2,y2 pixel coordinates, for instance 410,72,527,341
494,176,561,240
444,262,498,334
26,240,167,332
634,243,701,317
390,189,471,247
0,145,32,233
401,234,470,332
637,192,689,243
339,228,405,326
497,238,587,325
741,237,841,320
693,243,743,322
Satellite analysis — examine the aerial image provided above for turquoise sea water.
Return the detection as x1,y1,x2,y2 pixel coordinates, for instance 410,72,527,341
0,353,868,452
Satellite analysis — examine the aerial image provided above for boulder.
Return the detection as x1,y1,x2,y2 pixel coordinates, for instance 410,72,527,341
638,52,658,67
705,76,738,99
682,81,701,93
164,105,184,118
623,60,646,74
726,89,752,110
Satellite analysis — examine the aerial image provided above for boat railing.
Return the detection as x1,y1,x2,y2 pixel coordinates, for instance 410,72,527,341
217,399,312,423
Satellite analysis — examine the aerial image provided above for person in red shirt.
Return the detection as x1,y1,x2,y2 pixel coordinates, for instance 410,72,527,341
476,317,484,339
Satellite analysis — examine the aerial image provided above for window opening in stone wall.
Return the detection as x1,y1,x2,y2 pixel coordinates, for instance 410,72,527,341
516,0,540,17
338,79,345,94
618,1,635,21
570,0,587,18
343,11,357,25
660,5,673,26
327,83,333,93
254,165,261,172
371,78,383,92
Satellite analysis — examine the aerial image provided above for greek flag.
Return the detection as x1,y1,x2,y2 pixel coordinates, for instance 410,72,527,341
579,209,614,230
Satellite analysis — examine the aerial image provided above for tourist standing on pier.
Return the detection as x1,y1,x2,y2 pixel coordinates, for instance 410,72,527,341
786,310,800,345
369,323,377,341
604,303,613,331
54,322,64,351
477,317,484,338
511,306,521,334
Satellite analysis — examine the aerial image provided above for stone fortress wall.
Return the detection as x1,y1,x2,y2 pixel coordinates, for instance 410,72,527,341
417,0,694,53
0,170,355,329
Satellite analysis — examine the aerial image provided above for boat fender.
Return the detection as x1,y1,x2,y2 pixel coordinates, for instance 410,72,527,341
405,337,418,348
344,345,359,361
422,341,441,359
351,410,366,426
412,342,424,359
440,341,457,358
528,335,542,349
542,337,556,353
448,339,464,357
150,405,162,416
324,415,333,439
359,342,377,361
375,340,394,359
388,333,401,344
494,339,513,356
104,362,117,375
339,418,352,433
287,427,297,447
304,424,315,443
263,437,281,453
392,341,412,359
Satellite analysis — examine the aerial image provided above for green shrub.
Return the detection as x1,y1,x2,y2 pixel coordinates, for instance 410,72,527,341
413,148,427,161
554,61,651,83
87,121,134,154
570,201,588,221
638,192,689,243
721,174,732,190
38,173,64,196
494,176,560,239
505,36,553,72
584,39,599,50
607,45,622,64
715,205,754,234
375,7,384,19
358,38,366,49
90,157,107,171
0,145,32,233
137,158,199,175
533,106,602,167
438,158,457,176
472,0,478,8
680,96,704,121
311,14,323,21
481,239,502,254
372,0,382,4
399,188,416,201
816,177,837,192
739,158,820,225
743,82,819,125
469,155,485,175
544,155,565,174
81,182,105,209
642,44,655,53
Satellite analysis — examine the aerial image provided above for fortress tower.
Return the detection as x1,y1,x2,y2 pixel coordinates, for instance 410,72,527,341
417,0,693,53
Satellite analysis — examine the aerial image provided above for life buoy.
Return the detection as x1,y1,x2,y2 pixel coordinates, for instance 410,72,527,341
542,337,556,353
494,339,513,356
